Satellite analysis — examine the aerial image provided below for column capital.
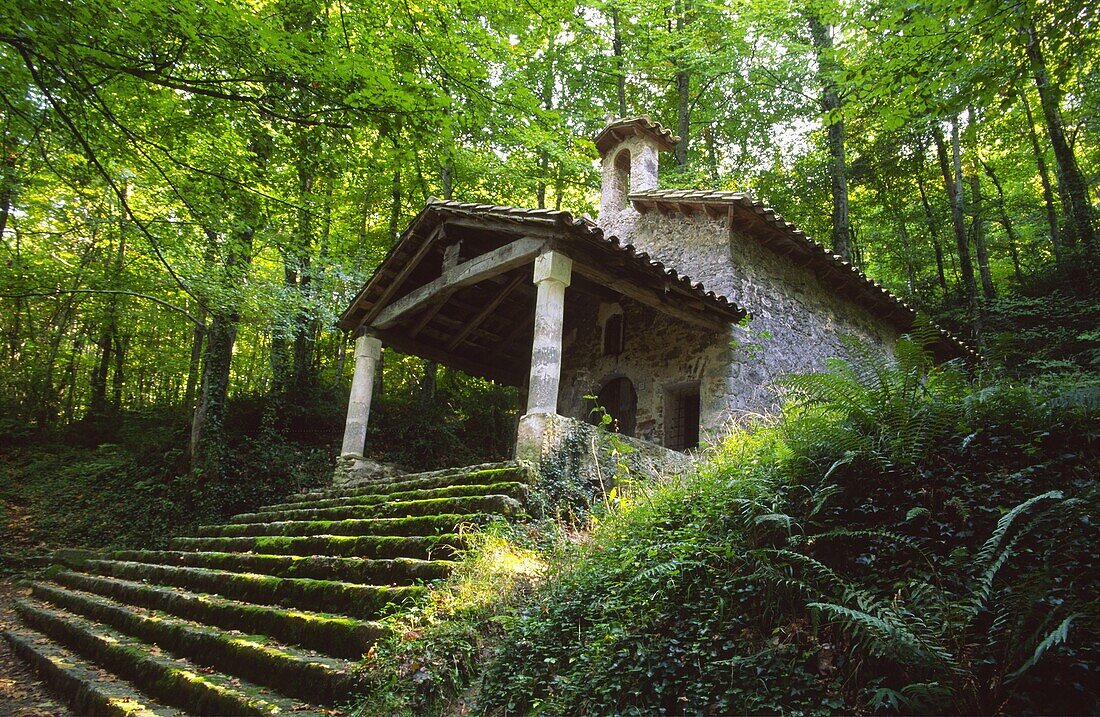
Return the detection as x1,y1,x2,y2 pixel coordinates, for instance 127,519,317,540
354,333,382,360
532,251,572,287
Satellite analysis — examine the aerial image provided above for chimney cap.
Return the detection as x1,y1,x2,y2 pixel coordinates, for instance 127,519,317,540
594,116,680,157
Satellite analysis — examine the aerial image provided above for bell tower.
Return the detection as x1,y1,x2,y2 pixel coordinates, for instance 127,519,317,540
593,116,679,234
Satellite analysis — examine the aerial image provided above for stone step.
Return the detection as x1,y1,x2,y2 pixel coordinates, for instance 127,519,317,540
53,570,384,660
3,626,180,717
283,463,527,503
193,512,489,539
29,582,357,705
239,480,530,518
79,559,424,619
68,550,454,585
227,494,524,526
168,532,468,559
14,598,330,716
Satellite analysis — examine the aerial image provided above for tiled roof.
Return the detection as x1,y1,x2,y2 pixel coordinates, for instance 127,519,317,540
593,116,680,156
338,198,745,333
628,189,977,360
421,199,744,320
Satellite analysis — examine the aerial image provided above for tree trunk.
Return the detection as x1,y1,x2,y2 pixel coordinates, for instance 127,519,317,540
1020,90,1062,258
611,5,627,116
184,312,205,410
1023,15,1095,249
981,160,1025,283
389,129,402,242
190,309,238,473
536,44,554,209
935,122,981,340
675,69,690,167
674,0,691,168
806,11,851,261
915,160,950,295
878,173,917,295
965,118,996,301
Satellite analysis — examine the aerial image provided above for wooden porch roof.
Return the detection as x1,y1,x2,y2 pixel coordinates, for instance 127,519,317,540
339,199,746,385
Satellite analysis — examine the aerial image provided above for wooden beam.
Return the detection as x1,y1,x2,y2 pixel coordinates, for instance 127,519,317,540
446,273,524,351
377,330,525,386
408,293,449,339
371,237,547,330
571,262,734,330
361,223,444,327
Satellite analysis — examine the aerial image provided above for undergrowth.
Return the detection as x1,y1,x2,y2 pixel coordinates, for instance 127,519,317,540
350,520,553,716
462,333,1098,715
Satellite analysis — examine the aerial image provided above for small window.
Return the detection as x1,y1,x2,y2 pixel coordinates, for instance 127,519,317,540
614,149,631,198
603,313,624,356
664,383,700,451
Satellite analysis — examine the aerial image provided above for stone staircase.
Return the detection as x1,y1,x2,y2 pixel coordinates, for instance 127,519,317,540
3,462,530,716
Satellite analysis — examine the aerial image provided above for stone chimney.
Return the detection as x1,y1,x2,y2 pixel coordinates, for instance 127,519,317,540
593,116,679,236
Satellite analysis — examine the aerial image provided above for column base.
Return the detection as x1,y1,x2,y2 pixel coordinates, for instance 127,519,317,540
332,453,405,487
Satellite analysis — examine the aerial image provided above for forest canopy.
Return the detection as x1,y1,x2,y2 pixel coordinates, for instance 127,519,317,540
0,0,1096,475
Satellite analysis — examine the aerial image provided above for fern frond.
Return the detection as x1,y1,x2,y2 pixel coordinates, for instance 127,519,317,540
1005,614,1079,682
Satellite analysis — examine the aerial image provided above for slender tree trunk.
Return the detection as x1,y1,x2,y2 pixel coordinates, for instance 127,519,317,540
982,160,1025,283
916,161,950,295
388,126,403,242
190,310,239,472
878,173,917,294
611,5,627,116
965,127,996,300
675,69,690,167
1023,15,1095,249
537,44,554,209
806,11,850,261
673,0,691,168
935,122,981,339
1020,91,1062,257
190,130,266,472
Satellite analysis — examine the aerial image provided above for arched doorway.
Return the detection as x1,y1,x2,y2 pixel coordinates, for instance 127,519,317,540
589,376,638,438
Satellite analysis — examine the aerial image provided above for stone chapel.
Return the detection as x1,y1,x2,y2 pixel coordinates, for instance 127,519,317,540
335,117,969,478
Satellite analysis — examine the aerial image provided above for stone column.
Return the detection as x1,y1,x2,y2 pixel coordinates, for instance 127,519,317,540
341,333,382,457
516,251,572,463
525,251,572,414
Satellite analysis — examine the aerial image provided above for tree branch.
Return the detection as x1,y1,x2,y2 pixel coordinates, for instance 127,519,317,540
2,289,204,327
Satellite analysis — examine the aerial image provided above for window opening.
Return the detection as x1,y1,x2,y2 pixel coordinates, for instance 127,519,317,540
614,149,631,198
603,313,624,356
664,383,700,451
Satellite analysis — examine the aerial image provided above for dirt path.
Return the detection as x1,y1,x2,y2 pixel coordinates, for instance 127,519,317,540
0,581,71,717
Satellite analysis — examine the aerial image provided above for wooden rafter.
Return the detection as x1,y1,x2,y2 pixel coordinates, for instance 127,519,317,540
446,273,525,351
361,223,444,327
371,237,546,330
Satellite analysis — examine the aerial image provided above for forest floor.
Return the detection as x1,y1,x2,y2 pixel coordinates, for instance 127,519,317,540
0,581,71,717
0,474,71,717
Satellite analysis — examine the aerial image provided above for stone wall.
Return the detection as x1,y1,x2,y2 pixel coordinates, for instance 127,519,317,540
516,412,693,499
595,208,900,425
556,295,730,445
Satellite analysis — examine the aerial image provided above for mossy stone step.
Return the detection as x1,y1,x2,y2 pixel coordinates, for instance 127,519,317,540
194,512,489,539
80,559,424,619
3,626,180,717
168,533,468,560
240,481,530,519
30,582,357,705
107,550,453,584
14,598,330,716
53,570,384,659
228,494,524,527
286,464,528,503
